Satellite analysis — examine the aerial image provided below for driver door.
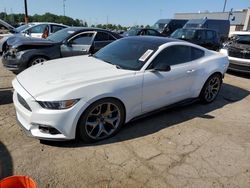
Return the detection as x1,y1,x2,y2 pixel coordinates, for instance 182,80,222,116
60,31,96,57
142,45,202,113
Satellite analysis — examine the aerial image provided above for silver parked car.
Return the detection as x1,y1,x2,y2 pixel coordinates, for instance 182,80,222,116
0,22,68,54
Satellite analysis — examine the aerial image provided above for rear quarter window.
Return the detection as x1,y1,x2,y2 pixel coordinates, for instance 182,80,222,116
191,47,205,60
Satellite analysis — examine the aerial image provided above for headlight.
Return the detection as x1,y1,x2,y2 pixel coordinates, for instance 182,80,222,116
38,99,80,110
219,48,228,56
9,48,18,55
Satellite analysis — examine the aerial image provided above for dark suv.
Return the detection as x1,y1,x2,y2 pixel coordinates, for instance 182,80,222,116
171,28,221,51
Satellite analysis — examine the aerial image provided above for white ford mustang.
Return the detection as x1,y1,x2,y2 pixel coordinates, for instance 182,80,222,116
12,36,229,142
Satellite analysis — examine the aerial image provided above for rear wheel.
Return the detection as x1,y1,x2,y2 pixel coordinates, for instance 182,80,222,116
199,73,222,103
29,57,47,67
77,98,125,143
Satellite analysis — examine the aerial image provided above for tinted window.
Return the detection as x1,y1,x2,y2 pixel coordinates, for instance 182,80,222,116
29,24,48,33
15,24,35,33
70,33,94,45
150,45,191,69
95,32,115,41
51,25,66,33
196,30,206,40
94,39,158,70
47,28,79,42
191,47,204,60
147,29,159,36
171,29,196,40
206,31,215,40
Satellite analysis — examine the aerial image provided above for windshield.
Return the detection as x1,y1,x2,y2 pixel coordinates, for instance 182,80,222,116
94,38,158,70
232,34,250,44
47,28,79,42
125,29,140,36
171,29,196,40
12,24,34,33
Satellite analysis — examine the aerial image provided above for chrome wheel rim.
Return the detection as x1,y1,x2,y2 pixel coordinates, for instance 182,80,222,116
31,57,46,66
204,77,221,102
85,102,121,140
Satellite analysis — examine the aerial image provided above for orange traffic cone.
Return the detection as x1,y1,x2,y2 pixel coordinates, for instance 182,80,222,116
0,175,36,188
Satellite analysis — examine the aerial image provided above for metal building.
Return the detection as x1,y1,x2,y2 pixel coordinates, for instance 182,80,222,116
174,8,250,33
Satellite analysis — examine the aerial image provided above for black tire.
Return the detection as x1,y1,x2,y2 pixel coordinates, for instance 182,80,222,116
199,73,222,104
28,56,48,67
2,42,7,53
77,98,125,143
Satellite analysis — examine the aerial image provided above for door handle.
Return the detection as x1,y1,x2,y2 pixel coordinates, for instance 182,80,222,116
187,70,195,73
81,49,87,52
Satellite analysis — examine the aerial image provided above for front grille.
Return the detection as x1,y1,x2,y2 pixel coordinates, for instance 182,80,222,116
17,93,32,111
228,48,250,59
229,61,250,72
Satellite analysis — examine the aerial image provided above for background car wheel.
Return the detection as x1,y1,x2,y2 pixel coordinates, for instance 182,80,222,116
199,73,222,104
29,57,47,67
77,98,125,143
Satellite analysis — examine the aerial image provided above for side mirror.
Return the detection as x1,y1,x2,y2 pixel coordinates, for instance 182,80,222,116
24,30,30,36
64,40,72,46
153,64,171,72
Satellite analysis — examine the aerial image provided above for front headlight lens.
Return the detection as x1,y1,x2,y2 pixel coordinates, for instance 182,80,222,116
38,99,80,110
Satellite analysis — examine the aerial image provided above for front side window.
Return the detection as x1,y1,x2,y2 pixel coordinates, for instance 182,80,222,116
149,45,192,69
29,24,48,33
171,29,196,40
206,31,215,40
149,45,205,70
147,29,159,36
196,30,206,40
70,33,94,45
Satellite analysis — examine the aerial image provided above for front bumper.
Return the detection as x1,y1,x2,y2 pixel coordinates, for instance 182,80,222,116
2,51,26,73
12,79,89,140
228,56,250,73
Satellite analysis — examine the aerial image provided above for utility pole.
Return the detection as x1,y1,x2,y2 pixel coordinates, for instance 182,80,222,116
223,0,227,12
24,0,28,23
63,0,66,16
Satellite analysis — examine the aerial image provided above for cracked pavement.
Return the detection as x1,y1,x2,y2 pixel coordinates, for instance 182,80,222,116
0,61,250,188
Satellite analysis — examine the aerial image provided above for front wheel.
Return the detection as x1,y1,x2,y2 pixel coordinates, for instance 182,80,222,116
199,74,222,104
29,57,47,67
77,98,125,143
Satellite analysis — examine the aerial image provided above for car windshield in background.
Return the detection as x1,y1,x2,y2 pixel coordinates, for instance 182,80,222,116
94,38,158,70
171,29,196,40
234,35,250,44
47,28,78,42
126,29,139,36
12,24,34,33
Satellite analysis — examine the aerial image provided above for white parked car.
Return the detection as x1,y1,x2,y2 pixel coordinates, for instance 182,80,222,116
12,36,229,142
0,22,68,53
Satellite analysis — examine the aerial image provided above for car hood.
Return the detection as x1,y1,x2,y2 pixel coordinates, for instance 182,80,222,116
0,19,15,30
16,55,135,100
7,36,57,48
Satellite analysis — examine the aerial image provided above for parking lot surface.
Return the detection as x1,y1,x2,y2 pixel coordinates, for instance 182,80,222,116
0,60,250,188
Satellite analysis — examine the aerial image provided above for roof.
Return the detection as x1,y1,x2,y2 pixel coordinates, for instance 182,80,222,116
229,31,250,37
120,36,179,46
61,27,122,38
174,10,248,25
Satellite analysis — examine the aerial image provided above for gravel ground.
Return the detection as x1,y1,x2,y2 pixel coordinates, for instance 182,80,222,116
0,60,250,188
